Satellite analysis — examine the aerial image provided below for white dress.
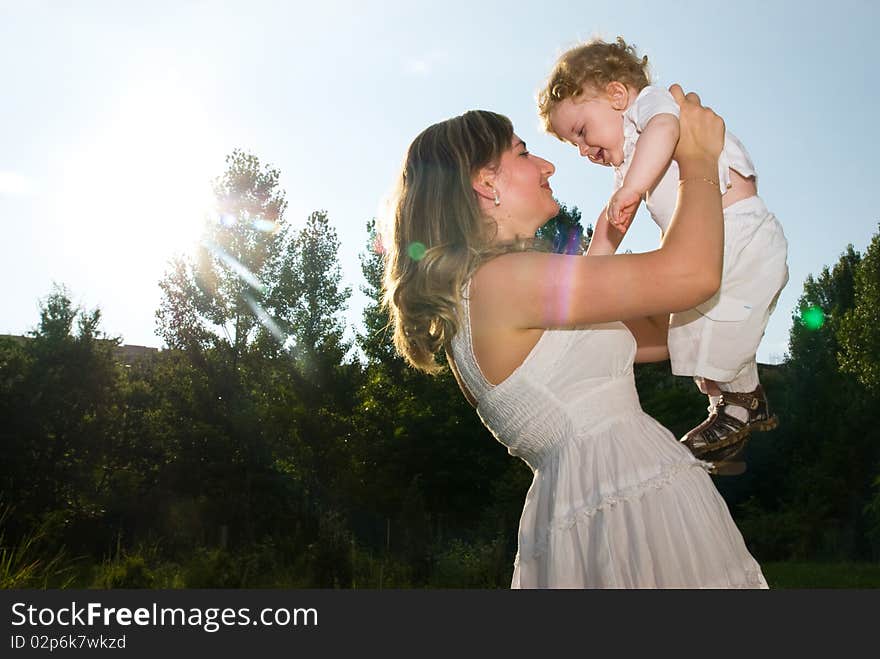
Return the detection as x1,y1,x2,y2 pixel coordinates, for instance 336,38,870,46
449,281,769,589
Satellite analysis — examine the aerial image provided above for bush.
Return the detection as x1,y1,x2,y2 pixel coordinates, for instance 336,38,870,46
429,537,507,588
94,553,156,589
183,548,242,588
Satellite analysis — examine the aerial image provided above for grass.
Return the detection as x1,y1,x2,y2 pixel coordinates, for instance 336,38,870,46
0,505,74,588
762,562,880,589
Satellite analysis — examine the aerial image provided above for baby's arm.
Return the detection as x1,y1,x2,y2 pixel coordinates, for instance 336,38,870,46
608,114,680,226
585,205,626,256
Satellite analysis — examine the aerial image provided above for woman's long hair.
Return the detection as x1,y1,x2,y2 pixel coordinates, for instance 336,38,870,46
382,110,542,374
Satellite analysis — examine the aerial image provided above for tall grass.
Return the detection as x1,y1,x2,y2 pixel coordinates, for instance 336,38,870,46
0,504,74,588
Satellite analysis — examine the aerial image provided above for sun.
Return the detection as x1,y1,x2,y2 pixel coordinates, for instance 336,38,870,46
55,72,222,280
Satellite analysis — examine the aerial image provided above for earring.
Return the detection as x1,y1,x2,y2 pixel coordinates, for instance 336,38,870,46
493,189,500,206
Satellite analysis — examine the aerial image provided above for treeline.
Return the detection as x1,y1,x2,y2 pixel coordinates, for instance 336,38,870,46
0,150,585,588
1,149,878,588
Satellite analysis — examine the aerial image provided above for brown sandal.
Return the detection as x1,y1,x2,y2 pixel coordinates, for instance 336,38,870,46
680,385,778,474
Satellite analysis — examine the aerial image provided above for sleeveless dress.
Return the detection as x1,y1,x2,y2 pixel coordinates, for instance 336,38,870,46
449,281,768,589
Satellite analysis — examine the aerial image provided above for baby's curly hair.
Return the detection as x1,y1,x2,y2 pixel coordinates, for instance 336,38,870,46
538,36,650,138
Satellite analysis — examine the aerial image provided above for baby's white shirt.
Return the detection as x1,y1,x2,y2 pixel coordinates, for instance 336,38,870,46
613,85,757,232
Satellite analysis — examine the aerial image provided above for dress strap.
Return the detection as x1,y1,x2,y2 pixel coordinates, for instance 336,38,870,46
445,345,478,409
448,280,493,403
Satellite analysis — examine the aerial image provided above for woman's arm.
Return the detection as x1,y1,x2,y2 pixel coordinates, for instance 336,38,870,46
624,315,670,363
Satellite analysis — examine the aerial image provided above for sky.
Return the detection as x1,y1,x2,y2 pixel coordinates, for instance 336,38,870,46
1,0,878,364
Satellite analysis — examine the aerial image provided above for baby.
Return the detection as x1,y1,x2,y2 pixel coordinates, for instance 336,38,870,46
538,37,789,474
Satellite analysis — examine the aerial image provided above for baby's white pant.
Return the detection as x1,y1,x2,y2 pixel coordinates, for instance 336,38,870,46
668,196,789,389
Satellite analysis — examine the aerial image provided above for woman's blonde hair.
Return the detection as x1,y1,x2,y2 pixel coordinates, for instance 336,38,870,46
537,36,650,139
382,110,542,374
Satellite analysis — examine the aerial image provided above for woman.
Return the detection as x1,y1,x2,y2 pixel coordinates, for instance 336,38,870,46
382,86,767,588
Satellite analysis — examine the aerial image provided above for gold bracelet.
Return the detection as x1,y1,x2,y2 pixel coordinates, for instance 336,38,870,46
679,177,719,187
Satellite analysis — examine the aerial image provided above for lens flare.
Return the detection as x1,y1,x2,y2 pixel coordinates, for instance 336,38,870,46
243,293,288,344
552,256,578,325
201,240,266,295
800,305,825,330
553,226,583,255
202,239,288,345
408,241,426,260
251,219,278,233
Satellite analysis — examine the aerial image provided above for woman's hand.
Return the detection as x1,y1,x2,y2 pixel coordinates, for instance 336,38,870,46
668,84,725,168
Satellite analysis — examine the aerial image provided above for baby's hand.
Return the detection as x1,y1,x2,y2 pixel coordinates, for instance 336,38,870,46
607,187,642,233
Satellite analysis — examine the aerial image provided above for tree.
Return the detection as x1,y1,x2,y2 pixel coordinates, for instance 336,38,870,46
0,285,121,544
271,210,352,383
838,226,880,392
536,202,592,254
358,218,401,367
734,240,880,561
353,220,528,580
156,149,289,361
153,150,361,555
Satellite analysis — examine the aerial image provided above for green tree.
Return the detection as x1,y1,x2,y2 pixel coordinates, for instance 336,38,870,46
838,227,880,391
735,241,879,561
272,210,352,383
358,218,399,367
152,151,305,548
536,202,592,254
152,150,359,560
156,149,289,361
0,285,121,544
354,220,526,583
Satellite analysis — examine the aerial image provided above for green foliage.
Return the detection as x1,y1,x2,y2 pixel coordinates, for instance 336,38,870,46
0,285,121,543
761,562,880,589
275,209,353,392
729,237,880,562
96,553,157,589
300,510,354,588
351,547,413,589
353,217,519,570
183,548,244,588
864,475,880,557
358,218,398,366
734,497,813,560
535,202,592,254
0,505,73,588
430,537,508,588
156,149,291,357
839,226,880,391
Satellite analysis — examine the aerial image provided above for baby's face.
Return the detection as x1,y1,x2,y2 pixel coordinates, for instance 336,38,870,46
548,87,626,167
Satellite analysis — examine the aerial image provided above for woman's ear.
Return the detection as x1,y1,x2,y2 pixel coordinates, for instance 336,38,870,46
472,167,498,203
606,81,630,111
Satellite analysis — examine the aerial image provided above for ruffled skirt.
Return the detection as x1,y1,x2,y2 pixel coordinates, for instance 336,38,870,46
510,410,768,589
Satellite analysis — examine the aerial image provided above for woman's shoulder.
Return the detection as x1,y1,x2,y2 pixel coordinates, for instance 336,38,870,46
470,250,586,325
468,252,543,322
471,250,561,291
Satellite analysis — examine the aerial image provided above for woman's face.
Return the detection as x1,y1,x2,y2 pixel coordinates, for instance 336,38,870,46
490,134,558,240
